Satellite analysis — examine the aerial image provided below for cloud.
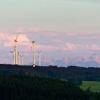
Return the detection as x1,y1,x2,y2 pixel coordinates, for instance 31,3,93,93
95,56,100,63
0,32,10,41
36,42,79,53
6,26,100,40
63,55,100,67
0,31,61,54
15,34,30,43
65,32,100,38
1,32,31,48
15,27,43,33
63,43,78,51
0,32,5,39
0,27,100,66
37,44,59,52
86,44,100,51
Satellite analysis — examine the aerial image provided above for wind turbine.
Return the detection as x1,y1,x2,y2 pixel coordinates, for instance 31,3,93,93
37,50,41,66
14,36,19,65
32,41,36,67
20,54,23,65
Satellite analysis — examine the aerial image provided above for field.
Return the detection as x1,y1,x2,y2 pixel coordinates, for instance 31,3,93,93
80,81,100,92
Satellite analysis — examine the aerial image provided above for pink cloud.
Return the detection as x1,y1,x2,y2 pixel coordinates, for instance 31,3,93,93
1,26,100,39
65,33,100,39
86,44,100,51
0,32,58,53
5,26,100,39
95,56,100,63
10,26,60,38
63,43,77,51
36,42,78,53
7,26,43,33
0,32,9,41
29,27,43,33
36,44,59,52
4,33,31,47
0,32,5,38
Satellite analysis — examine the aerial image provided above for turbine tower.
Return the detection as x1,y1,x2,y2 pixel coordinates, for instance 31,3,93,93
20,54,23,65
17,51,20,65
37,50,41,66
14,36,18,64
14,36,20,65
32,41,36,67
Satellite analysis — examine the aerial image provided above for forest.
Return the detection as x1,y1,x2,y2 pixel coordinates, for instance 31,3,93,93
0,64,100,85
0,75,100,100
0,64,100,99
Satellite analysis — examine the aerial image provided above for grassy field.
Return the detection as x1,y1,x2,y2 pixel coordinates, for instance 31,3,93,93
80,81,100,92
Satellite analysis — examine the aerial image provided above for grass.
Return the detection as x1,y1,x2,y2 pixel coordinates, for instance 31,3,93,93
80,81,100,92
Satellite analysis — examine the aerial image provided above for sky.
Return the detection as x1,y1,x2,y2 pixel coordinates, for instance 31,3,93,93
0,0,100,67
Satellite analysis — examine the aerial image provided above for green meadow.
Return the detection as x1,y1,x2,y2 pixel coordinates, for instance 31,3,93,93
81,81,100,92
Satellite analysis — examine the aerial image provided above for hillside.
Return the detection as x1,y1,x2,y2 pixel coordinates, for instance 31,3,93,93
0,75,100,100
0,64,100,85
81,81,100,92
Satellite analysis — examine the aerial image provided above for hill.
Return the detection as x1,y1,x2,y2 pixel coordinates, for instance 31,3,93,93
0,75,100,100
0,64,100,84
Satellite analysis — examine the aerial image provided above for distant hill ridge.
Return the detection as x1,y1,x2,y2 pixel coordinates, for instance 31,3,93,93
0,64,100,84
